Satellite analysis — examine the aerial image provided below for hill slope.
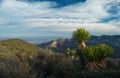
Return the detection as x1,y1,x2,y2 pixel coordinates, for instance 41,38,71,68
0,38,40,53
0,39,61,78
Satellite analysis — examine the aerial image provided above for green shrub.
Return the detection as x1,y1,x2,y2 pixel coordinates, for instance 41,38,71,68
66,48,76,56
82,44,114,62
81,44,114,72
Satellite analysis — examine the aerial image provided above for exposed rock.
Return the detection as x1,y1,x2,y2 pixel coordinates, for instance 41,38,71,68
50,40,58,48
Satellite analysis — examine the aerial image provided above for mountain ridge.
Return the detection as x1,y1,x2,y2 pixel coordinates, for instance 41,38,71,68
38,35,120,58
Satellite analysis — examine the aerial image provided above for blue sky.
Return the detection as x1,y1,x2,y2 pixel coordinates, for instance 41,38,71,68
0,0,120,40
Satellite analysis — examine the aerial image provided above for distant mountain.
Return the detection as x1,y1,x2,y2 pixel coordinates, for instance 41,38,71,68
27,40,50,45
38,35,120,58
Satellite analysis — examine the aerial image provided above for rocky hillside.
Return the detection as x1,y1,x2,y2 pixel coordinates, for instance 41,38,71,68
0,38,65,78
38,35,120,58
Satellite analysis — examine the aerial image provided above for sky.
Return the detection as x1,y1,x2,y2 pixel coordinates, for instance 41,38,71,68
0,0,120,40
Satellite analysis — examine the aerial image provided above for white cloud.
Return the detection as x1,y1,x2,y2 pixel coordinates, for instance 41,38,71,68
108,19,120,26
0,0,120,38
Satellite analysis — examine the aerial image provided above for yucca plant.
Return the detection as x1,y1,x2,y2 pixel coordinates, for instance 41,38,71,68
72,28,90,50
82,44,114,72
82,46,96,61
82,44,113,62
66,48,77,60
96,44,113,60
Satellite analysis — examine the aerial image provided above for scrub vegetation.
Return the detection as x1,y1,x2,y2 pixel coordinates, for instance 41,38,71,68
0,28,119,78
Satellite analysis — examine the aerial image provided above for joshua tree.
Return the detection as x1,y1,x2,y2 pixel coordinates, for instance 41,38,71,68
72,28,90,50
72,28,90,67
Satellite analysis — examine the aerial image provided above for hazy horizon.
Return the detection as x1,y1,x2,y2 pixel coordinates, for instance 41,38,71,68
0,35,120,41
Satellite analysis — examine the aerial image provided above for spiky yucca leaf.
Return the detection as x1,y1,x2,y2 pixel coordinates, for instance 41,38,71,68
72,28,90,42
82,44,114,61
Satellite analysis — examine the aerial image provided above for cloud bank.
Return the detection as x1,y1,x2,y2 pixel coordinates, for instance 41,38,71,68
0,0,120,39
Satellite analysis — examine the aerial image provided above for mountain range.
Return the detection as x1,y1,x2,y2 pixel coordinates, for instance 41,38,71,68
38,35,120,58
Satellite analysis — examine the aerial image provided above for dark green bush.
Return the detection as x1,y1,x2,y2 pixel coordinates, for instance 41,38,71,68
81,44,114,72
82,44,114,62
